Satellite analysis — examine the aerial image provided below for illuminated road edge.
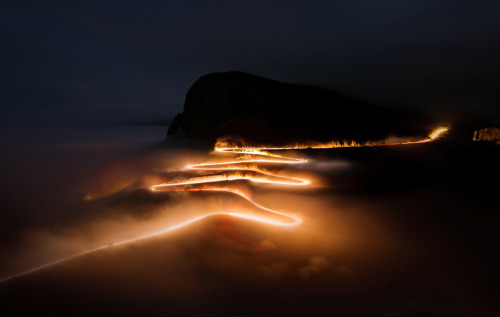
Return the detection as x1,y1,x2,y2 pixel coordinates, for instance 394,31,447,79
0,127,448,283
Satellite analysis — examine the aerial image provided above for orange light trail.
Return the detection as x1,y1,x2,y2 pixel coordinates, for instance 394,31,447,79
214,127,449,150
157,187,302,227
428,127,449,140
150,172,310,187
0,127,448,283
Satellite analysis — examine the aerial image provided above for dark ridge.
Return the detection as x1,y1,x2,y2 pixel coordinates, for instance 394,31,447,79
167,71,431,145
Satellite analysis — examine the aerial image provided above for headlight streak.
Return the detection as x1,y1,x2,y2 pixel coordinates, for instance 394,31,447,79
0,127,448,283
214,127,449,150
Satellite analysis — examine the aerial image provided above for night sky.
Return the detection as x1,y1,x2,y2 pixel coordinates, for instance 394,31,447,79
1,0,499,127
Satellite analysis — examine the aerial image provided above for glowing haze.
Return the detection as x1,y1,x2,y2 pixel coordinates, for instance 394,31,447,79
0,127,448,283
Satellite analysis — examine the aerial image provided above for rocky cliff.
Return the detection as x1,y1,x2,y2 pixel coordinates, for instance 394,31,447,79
167,71,427,145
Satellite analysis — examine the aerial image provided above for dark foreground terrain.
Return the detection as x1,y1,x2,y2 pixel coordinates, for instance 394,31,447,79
0,135,498,316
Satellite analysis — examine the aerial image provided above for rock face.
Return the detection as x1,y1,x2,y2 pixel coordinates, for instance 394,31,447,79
167,71,426,144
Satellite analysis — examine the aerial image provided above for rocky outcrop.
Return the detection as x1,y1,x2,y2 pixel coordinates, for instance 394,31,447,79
167,71,427,145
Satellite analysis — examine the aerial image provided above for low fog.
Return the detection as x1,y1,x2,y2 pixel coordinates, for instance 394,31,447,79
0,125,498,316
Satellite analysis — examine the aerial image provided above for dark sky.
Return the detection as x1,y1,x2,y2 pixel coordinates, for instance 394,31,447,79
1,0,499,126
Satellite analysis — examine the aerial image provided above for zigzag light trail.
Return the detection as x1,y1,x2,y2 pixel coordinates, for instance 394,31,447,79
0,127,448,283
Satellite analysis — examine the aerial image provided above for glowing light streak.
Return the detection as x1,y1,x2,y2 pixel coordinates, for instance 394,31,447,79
151,172,310,187
168,187,302,227
428,127,449,140
214,127,450,150
0,145,306,282
0,127,448,283
0,204,300,283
